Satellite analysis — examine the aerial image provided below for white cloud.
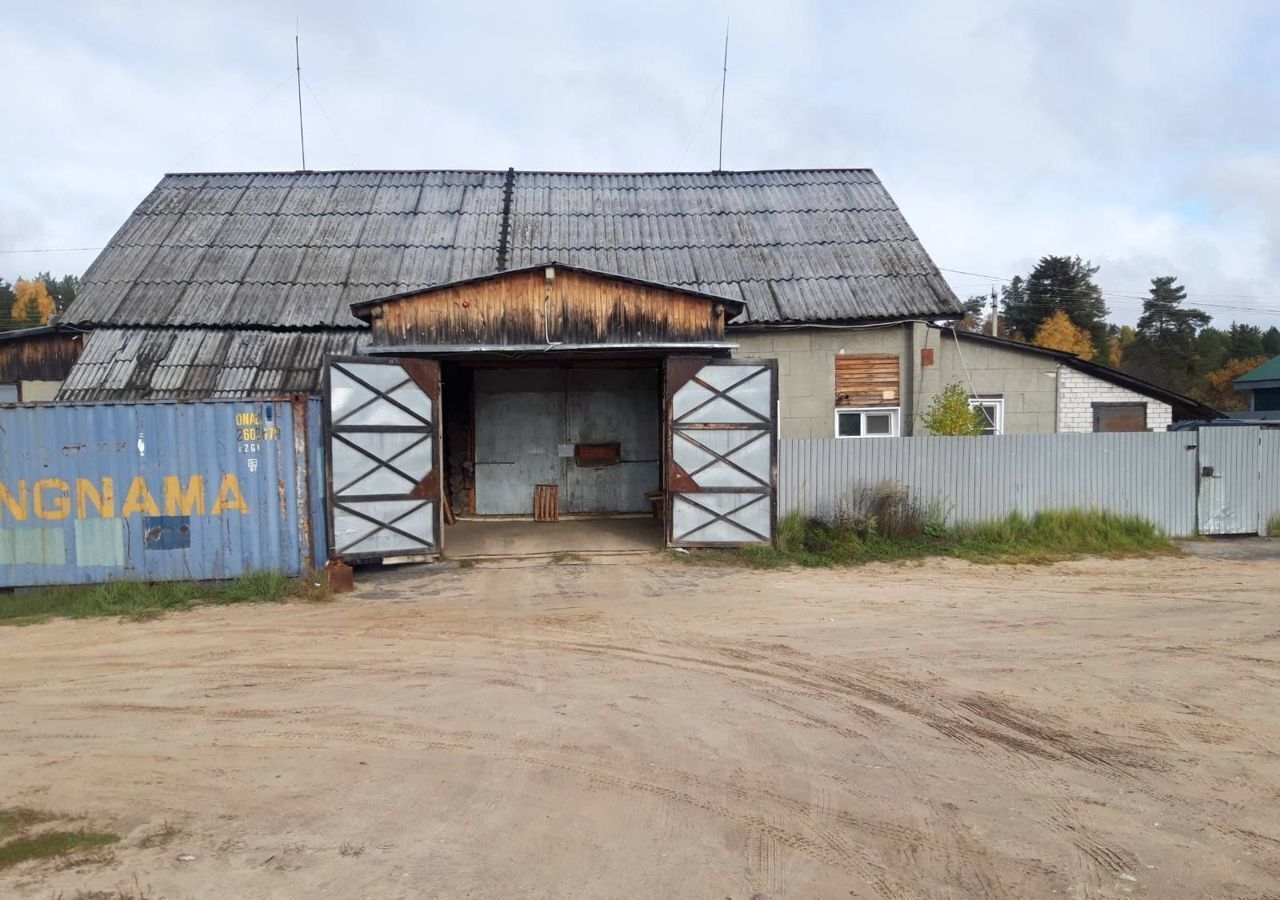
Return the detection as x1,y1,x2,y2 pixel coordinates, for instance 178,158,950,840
2,0,1277,328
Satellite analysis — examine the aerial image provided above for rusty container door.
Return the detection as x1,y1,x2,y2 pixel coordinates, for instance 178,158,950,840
665,358,777,547
326,357,442,560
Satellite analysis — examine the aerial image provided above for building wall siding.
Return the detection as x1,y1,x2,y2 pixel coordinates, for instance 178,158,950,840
1057,366,1173,432
731,327,909,439
913,326,1059,435
735,324,1060,438
18,380,61,402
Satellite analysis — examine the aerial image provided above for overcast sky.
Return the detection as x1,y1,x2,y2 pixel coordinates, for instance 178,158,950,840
2,0,1278,327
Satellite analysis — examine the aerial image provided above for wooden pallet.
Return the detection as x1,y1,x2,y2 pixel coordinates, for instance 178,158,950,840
533,484,559,522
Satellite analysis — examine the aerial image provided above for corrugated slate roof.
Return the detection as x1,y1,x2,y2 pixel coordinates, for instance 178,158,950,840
57,328,369,401
65,169,959,327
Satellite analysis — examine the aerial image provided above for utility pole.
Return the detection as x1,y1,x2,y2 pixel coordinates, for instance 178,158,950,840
990,286,999,336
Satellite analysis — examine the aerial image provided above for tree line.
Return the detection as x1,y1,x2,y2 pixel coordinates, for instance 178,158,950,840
0,273,80,330
958,256,1280,411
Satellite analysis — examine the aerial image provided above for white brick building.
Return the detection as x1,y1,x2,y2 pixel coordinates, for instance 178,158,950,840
1056,366,1174,432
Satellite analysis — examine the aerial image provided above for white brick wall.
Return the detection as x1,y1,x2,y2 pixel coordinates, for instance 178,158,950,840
1056,366,1172,432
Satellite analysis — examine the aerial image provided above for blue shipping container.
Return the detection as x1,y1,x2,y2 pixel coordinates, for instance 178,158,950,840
0,397,325,588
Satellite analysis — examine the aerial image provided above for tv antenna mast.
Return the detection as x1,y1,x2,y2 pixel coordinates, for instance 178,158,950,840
295,20,307,170
717,20,729,171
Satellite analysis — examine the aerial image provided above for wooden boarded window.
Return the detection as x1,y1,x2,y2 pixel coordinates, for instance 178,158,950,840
835,354,900,408
1092,403,1146,433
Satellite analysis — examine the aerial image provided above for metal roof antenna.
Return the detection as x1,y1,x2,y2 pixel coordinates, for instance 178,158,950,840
295,18,307,171
717,17,729,172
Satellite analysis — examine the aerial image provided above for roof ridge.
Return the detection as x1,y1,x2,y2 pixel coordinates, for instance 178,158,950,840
162,167,880,177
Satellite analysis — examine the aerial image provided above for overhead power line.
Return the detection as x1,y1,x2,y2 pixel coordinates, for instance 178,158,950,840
939,267,1280,302
0,247,103,254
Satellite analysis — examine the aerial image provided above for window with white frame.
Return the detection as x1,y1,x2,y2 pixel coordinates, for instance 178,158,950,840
835,407,899,438
968,396,1004,436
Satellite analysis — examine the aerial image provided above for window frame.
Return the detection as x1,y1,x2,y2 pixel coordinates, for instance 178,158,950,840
967,396,1004,436
1092,401,1147,433
834,406,901,439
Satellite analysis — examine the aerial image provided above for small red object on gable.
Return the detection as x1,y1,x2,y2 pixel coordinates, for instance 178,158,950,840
921,347,935,367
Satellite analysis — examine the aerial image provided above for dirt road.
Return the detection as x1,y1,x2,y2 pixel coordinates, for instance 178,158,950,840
2,554,1279,899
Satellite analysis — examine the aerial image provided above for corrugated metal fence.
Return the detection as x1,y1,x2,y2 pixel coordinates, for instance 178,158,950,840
0,397,325,588
1263,430,1280,534
779,429,1279,537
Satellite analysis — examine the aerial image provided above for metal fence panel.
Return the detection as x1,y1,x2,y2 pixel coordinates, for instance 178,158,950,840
1196,427,1262,535
0,398,320,588
779,432,1202,536
1261,430,1280,535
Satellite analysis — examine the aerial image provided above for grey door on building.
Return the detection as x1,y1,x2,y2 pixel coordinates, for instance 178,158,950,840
326,357,442,559
1197,426,1260,535
666,358,778,547
472,368,660,516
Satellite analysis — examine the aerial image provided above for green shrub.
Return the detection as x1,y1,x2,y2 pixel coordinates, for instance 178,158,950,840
679,483,1172,569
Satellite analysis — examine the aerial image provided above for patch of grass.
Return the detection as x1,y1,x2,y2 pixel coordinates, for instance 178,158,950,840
679,508,1174,570
137,821,180,850
0,830,118,870
0,572,329,626
0,807,56,839
1268,513,1280,538
54,875,157,900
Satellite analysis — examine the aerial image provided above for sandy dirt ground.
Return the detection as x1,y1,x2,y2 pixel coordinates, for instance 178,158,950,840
2,553,1279,899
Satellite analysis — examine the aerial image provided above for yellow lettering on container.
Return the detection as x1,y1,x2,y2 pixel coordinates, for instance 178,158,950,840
211,474,249,515
0,480,27,521
76,478,115,519
121,476,160,517
163,475,205,515
33,479,71,520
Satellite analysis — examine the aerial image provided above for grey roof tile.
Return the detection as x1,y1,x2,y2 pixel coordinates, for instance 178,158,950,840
66,168,958,328
57,328,370,401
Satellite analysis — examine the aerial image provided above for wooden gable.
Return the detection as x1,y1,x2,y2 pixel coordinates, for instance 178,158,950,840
355,265,740,350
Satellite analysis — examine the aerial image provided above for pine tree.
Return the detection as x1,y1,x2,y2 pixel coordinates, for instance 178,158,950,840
956,294,988,332
1263,326,1280,358
0,279,14,331
1225,322,1265,360
1123,276,1210,392
1003,256,1110,358
1000,276,1027,335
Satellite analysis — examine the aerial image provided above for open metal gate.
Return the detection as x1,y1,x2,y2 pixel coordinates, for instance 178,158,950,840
666,358,777,547
1197,426,1260,535
325,357,442,560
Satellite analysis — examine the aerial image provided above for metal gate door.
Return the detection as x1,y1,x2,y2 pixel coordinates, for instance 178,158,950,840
1197,427,1260,535
326,357,442,560
666,358,777,546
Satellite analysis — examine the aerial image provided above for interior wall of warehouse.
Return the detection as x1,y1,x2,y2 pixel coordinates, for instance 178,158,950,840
472,368,660,515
